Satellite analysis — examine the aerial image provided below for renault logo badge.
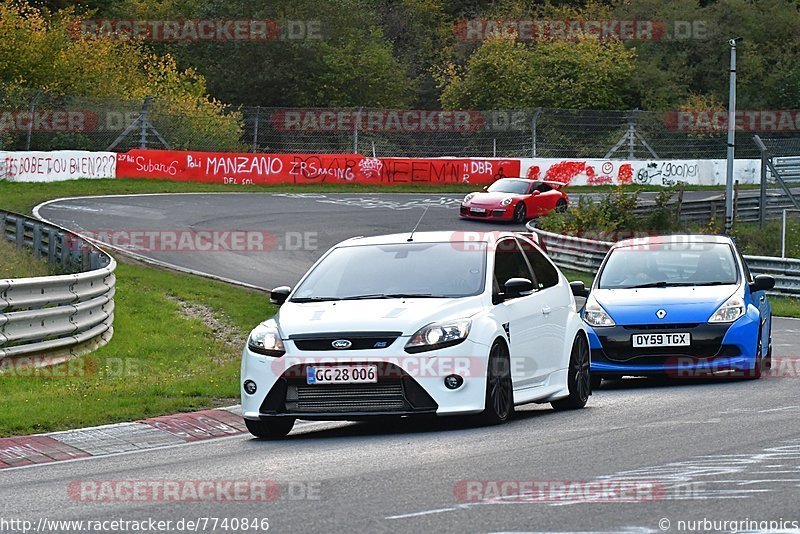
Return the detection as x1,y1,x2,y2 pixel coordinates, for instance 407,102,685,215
332,339,352,349
656,309,667,319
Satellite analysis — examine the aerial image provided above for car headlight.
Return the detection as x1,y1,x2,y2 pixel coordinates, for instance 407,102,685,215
500,198,513,206
709,294,745,323
405,319,471,353
247,319,286,357
463,193,475,203
583,296,615,327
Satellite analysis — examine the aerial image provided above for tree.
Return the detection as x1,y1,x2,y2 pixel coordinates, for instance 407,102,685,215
439,35,637,110
0,0,242,149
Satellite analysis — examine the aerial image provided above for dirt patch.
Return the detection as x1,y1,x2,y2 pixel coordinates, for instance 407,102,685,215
166,295,245,349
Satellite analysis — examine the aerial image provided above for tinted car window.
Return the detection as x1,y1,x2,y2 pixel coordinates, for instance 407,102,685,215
487,179,530,195
520,239,559,289
494,239,534,294
598,242,739,289
292,241,487,299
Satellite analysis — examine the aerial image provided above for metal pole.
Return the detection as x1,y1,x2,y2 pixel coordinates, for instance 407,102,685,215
627,111,637,160
140,96,152,150
25,91,42,151
252,106,260,153
354,107,362,154
531,108,542,157
493,138,497,157
782,209,787,258
759,143,767,229
725,38,740,234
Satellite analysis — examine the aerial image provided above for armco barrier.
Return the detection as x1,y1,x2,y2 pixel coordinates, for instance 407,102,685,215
1,210,115,367
528,225,800,296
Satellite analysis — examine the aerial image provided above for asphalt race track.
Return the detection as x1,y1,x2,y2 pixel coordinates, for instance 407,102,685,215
15,192,800,533
36,190,736,290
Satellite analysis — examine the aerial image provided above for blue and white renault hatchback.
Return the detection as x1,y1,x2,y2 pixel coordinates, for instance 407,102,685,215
580,235,774,385
241,231,591,438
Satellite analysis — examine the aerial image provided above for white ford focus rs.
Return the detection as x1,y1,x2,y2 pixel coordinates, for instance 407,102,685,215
241,231,591,438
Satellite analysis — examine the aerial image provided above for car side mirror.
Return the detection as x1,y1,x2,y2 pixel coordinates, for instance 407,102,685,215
531,190,541,196
749,275,774,293
504,278,534,299
270,286,292,305
570,281,590,297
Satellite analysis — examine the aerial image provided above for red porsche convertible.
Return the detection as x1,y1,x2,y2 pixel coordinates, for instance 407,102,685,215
459,178,569,223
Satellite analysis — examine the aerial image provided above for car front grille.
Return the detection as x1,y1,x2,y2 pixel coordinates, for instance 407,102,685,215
289,383,408,412
290,332,401,351
259,363,438,415
595,323,731,361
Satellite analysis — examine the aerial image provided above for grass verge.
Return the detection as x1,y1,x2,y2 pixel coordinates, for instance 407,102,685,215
0,239,53,279
0,259,273,437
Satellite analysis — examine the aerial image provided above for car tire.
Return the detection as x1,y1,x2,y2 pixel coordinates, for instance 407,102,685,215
552,333,591,411
513,203,527,224
479,341,513,425
765,321,773,370
245,417,295,438
555,198,568,213
748,333,764,380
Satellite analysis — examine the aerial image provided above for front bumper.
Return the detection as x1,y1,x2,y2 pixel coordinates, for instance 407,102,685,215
587,314,760,377
459,205,511,220
241,339,490,420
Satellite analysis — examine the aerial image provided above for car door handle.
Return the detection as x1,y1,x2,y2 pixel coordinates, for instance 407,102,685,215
542,306,551,315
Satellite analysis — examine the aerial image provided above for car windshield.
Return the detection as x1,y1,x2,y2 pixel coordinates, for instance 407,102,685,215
597,242,739,289
291,241,487,300
487,179,530,195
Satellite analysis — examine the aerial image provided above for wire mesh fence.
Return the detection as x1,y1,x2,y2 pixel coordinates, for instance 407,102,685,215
2,89,800,158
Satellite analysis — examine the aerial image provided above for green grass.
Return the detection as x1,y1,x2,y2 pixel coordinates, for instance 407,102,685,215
768,295,800,318
0,259,274,437
561,269,594,286
0,239,54,278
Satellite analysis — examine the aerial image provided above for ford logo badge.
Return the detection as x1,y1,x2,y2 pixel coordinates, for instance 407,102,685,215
332,339,352,349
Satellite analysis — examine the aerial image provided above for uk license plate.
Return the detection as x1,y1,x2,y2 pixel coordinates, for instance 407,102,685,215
632,333,690,347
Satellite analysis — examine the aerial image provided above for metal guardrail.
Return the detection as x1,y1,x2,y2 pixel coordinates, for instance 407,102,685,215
632,192,799,224
528,225,800,296
0,210,116,367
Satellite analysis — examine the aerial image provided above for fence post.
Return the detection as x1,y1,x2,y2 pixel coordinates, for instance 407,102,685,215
353,107,363,154
252,106,260,153
759,142,767,229
140,96,153,149
531,108,542,157
25,91,43,151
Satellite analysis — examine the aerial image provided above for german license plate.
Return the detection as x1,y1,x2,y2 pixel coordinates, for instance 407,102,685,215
632,333,690,347
470,207,486,214
306,365,378,385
